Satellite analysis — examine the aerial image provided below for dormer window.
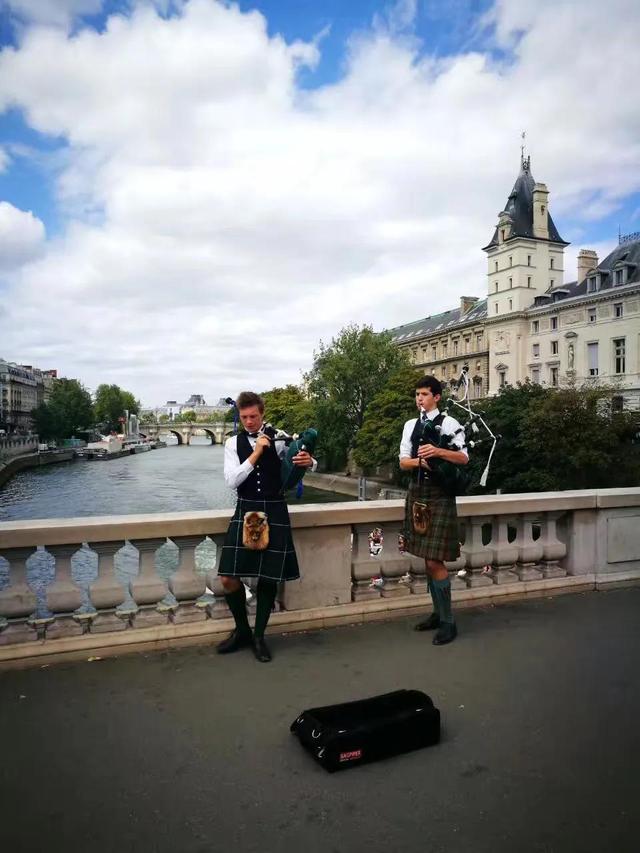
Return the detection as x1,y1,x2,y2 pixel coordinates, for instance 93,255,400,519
587,276,599,293
614,268,625,286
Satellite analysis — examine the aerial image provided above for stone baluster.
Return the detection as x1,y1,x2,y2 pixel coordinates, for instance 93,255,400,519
461,516,494,587
351,523,382,601
88,541,127,633
514,516,543,581
0,548,38,645
169,536,207,623
45,545,84,638
129,538,170,627
539,512,567,578
490,518,519,584
204,534,231,619
447,517,468,590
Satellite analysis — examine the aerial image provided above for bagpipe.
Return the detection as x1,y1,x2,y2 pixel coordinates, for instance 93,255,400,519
258,423,319,492
417,366,500,494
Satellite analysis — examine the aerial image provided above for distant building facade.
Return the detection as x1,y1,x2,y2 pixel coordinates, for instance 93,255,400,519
143,395,232,421
388,156,640,410
0,361,57,433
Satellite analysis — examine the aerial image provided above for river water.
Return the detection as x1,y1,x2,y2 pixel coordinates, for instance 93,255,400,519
0,440,354,616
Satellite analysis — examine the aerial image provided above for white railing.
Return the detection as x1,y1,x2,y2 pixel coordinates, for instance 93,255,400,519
1,489,639,662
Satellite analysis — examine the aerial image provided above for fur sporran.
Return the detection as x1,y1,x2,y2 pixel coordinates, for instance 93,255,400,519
411,501,432,536
242,511,270,550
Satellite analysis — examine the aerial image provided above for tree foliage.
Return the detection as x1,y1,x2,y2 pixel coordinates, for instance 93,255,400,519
352,363,421,478
94,384,140,432
31,378,94,441
260,385,315,435
305,324,409,469
466,382,640,493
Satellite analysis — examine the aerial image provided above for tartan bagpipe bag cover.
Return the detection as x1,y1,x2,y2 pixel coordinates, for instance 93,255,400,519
290,689,440,772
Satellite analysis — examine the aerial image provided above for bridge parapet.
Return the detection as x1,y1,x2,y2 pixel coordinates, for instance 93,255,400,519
0,489,639,665
140,422,229,445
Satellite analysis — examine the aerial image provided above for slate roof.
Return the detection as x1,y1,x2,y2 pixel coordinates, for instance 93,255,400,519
532,235,640,308
484,157,567,249
387,299,488,343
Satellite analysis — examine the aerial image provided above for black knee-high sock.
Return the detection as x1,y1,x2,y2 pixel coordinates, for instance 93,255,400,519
431,577,454,624
254,579,278,639
224,586,251,635
427,577,439,615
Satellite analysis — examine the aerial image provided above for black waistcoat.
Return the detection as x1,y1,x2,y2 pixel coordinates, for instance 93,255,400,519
236,432,283,499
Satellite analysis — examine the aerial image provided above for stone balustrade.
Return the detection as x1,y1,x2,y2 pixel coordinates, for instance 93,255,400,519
0,435,39,460
1,488,639,665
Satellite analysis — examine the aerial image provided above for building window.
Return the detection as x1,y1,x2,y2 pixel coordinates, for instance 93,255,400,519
533,343,540,358
532,320,539,333
508,277,512,288
527,255,531,266
499,371,506,388
531,367,540,384
442,342,448,357
550,279,554,288
587,276,598,293
550,258,554,269
509,256,512,267
612,396,624,413
588,342,599,376
495,282,499,292
452,363,457,376
588,309,596,323
550,367,558,387
464,337,470,353
527,276,532,287
501,229,506,241
550,316,558,330
432,346,437,359
614,302,623,318
494,303,499,314
453,339,459,355
508,299,513,310
614,338,626,374
615,268,624,285
551,340,558,355
541,205,545,215
495,261,498,272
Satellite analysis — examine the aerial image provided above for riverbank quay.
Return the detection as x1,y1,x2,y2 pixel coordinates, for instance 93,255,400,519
1,488,639,668
0,449,74,489
0,589,638,853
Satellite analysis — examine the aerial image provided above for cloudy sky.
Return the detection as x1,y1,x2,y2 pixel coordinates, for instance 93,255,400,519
1,0,639,406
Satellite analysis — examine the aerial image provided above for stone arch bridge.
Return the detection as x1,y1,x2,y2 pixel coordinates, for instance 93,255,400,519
140,421,231,446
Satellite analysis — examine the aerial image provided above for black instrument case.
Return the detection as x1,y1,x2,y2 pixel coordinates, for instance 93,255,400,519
290,689,440,772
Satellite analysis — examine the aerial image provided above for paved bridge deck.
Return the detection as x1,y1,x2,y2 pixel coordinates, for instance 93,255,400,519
1,588,639,853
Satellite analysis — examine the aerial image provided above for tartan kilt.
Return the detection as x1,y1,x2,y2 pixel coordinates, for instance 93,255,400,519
402,478,461,562
218,497,300,582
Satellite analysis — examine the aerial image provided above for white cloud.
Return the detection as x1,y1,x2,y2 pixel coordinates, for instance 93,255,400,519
0,0,639,404
0,201,45,270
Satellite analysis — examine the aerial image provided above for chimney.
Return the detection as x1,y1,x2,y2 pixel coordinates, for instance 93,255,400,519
532,182,549,239
577,249,599,283
460,296,479,315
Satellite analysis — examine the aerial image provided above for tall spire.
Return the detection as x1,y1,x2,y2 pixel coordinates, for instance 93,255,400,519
520,131,530,173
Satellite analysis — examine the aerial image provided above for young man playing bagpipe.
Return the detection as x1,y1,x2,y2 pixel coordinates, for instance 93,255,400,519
217,391,316,663
399,375,468,646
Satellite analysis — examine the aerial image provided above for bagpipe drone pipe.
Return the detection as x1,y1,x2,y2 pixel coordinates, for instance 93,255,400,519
260,423,319,492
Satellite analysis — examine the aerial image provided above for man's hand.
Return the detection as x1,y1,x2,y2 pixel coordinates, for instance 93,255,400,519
417,444,440,460
255,435,271,455
292,450,313,468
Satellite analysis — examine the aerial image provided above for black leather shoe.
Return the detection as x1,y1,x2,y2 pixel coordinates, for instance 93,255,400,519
216,630,252,654
414,613,441,632
433,622,457,645
252,637,272,663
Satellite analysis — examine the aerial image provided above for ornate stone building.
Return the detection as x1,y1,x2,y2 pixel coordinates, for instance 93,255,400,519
388,156,640,410
0,361,56,433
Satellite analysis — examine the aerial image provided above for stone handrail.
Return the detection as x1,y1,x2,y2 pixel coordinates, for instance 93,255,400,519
1,488,639,664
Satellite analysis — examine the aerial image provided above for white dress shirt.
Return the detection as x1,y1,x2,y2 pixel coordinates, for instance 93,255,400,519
224,433,318,491
399,410,468,460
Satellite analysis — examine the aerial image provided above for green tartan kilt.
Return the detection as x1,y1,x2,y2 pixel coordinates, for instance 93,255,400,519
402,478,461,562
218,497,300,582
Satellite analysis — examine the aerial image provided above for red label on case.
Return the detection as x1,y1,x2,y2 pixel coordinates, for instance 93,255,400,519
339,749,363,762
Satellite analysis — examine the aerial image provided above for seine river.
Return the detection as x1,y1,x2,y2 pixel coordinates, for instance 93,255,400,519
0,440,352,616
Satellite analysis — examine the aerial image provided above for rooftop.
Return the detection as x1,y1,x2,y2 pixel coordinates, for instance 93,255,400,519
1,588,638,853
387,298,488,342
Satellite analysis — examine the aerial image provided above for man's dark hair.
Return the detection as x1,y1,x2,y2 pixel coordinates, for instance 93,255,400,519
415,375,442,397
236,391,265,413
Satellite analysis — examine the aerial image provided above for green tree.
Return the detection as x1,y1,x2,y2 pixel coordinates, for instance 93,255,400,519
352,363,421,479
305,324,409,469
31,378,94,441
94,384,140,432
158,414,171,424
181,410,197,423
260,385,315,434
